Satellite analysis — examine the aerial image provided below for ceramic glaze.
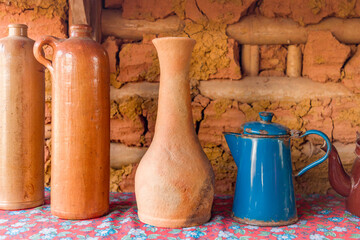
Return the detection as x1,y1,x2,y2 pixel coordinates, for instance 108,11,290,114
224,112,331,226
135,37,215,228
33,25,110,220
0,24,45,210
326,135,360,217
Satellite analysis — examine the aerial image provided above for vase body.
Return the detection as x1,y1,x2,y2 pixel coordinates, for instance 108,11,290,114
0,24,45,210
135,37,215,228
33,25,110,219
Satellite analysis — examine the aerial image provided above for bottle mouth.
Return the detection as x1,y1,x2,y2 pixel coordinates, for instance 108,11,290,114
8,24,28,36
8,24,28,29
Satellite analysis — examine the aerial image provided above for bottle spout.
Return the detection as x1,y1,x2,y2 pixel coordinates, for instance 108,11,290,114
223,132,242,166
321,142,351,197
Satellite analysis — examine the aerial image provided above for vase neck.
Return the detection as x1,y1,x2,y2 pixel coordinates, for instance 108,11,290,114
152,37,196,137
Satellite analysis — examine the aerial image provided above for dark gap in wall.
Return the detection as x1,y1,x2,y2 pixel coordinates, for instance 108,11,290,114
284,44,289,76
195,99,209,135
22,8,35,13
141,117,149,147
115,40,122,75
195,120,201,135
327,98,335,142
194,0,208,20
245,0,263,15
141,110,149,147
238,43,244,76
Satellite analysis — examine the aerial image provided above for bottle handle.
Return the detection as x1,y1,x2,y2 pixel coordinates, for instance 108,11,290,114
33,36,59,75
293,129,331,177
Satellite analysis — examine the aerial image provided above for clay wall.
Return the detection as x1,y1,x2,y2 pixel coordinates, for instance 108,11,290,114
1,0,360,195
105,0,360,195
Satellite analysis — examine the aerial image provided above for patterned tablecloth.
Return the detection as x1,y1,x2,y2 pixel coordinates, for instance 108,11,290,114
0,188,359,239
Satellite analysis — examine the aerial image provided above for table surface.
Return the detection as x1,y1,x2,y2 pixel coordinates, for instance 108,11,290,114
0,188,359,239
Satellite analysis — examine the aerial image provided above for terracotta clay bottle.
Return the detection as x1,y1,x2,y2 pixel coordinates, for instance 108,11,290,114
135,37,215,228
0,24,45,210
33,25,110,219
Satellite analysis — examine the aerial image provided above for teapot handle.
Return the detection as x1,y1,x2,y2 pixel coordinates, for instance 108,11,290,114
294,129,331,177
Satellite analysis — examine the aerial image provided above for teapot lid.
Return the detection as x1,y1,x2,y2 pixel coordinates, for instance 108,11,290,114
242,112,290,136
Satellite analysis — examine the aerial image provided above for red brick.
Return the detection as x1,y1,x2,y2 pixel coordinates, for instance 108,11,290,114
184,0,204,22
259,0,291,18
118,42,159,83
343,45,360,93
0,4,67,40
333,121,359,144
302,101,333,139
303,31,350,83
122,0,173,20
260,0,353,25
271,108,302,131
110,118,145,146
259,45,287,76
198,99,245,146
332,98,360,143
102,36,120,74
287,0,334,25
195,0,257,24
210,39,241,80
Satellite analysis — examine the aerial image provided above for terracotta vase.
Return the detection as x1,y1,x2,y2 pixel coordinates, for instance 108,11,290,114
135,37,215,228
0,24,45,210
33,25,110,219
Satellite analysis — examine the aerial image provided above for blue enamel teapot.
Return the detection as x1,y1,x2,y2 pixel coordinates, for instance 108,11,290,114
224,111,331,226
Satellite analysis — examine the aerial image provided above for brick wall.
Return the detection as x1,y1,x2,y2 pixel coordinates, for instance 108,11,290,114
2,0,360,195
105,0,360,195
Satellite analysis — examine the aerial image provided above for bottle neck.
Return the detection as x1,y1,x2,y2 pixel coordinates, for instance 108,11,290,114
8,24,28,37
70,25,92,38
70,31,91,38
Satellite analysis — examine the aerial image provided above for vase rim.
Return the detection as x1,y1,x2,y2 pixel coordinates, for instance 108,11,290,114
152,37,196,43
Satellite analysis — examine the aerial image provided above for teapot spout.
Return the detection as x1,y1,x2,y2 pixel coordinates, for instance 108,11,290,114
321,143,351,197
223,132,242,166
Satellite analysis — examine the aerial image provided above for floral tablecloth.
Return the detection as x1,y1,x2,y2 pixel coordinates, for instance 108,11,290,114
0,188,359,239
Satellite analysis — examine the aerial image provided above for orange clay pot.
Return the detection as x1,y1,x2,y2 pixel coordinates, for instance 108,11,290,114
33,25,110,219
135,37,215,228
0,24,45,210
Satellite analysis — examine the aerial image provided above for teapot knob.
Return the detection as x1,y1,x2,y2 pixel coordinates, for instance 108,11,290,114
259,112,274,123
